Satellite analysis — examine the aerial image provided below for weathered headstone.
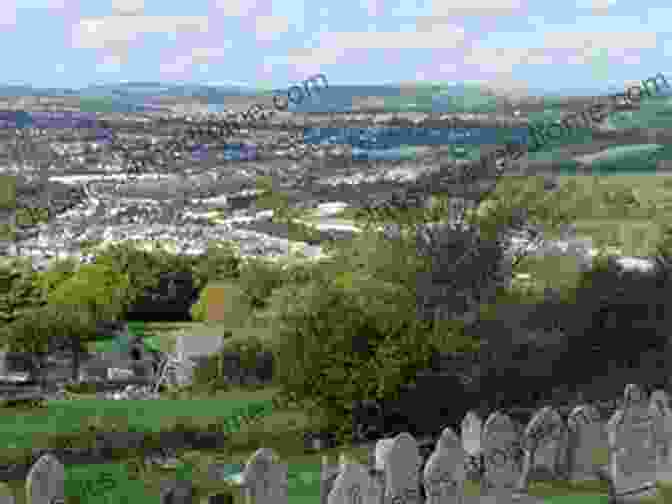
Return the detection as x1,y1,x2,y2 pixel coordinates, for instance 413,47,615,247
160,480,195,504
567,404,607,481
327,459,379,504
25,453,65,504
462,410,483,482
649,390,672,469
461,410,482,457
423,426,467,504
520,406,568,486
381,433,421,504
240,448,288,504
321,455,341,504
607,384,657,496
374,438,395,471
481,411,523,503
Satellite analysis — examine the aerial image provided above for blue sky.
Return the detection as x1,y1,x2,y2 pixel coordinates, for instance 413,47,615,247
3,0,671,93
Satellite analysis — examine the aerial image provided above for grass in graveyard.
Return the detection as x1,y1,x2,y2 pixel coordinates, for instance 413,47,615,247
0,385,292,451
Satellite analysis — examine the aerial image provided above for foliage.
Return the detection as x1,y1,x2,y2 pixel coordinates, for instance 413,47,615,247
46,262,131,325
190,241,242,288
189,292,208,322
236,259,292,311
265,271,432,441
91,241,198,317
254,176,304,223
0,258,45,324
0,305,56,357
35,257,80,303
221,334,265,370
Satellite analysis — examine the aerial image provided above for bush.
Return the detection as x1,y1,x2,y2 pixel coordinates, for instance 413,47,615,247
221,334,265,371
0,258,46,324
265,271,432,441
91,241,198,319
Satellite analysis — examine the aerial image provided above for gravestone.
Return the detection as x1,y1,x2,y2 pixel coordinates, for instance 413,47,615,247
650,390,672,470
240,448,288,504
381,433,421,504
160,480,194,504
327,459,379,504
321,455,342,504
567,404,608,481
481,411,523,503
520,406,568,486
607,384,657,497
423,426,467,504
25,453,65,504
461,410,483,458
374,438,395,471
462,410,483,482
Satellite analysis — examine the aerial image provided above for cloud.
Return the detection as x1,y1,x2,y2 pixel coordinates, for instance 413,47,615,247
431,0,523,16
361,0,384,16
0,0,17,27
159,47,229,74
72,15,209,49
318,24,466,49
255,16,290,41
213,0,265,17
111,0,144,15
575,0,617,14
541,31,657,51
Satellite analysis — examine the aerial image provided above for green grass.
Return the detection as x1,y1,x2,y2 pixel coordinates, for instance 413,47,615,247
0,387,290,449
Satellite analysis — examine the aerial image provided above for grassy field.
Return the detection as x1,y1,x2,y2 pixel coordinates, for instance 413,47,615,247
0,386,291,449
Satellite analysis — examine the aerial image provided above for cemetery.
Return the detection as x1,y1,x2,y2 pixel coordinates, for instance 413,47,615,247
0,383,669,502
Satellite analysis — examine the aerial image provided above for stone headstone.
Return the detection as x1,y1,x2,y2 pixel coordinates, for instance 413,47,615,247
607,386,657,496
423,427,467,504
240,448,288,504
25,454,65,504
650,390,672,469
327,459,379,504
462,411,483,481
461,410,482,456
160,480,195,504
374,438,395,471
321,455,341,504
381,433,421,504
481,412,523,503
521,406,568,485
567,404,607,481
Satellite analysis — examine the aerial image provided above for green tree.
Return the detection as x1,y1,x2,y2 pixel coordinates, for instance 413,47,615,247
0,258,45,324
45,263,130,380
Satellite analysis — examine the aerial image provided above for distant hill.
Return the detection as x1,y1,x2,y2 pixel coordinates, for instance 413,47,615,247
0,80,668,114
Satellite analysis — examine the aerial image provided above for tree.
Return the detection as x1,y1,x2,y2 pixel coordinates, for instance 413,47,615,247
45,263,130,380
0,304,64,386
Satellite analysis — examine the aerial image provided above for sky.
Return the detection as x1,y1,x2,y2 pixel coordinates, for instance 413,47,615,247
1,0,670,94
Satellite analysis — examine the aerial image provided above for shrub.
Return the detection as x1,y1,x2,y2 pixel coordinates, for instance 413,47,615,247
265,272,432,441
